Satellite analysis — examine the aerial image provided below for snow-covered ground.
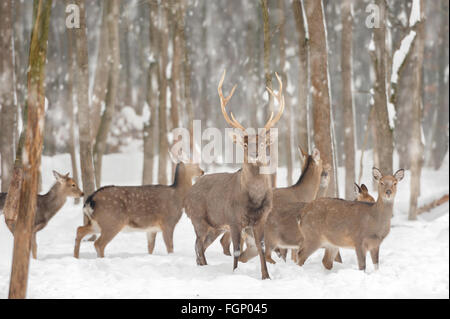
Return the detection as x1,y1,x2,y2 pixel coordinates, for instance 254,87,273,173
0,151,448,298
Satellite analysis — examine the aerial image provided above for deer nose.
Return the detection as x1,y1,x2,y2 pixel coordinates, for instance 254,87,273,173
386,189,392,196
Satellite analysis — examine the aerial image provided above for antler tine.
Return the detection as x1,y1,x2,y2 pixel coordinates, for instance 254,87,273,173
218,70,247,132
264,72,285,130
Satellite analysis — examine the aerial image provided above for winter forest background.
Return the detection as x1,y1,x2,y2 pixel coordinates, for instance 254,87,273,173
0,0,448,299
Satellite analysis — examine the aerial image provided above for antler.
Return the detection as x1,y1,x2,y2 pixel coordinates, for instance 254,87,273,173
218,70,247,133
264,72,285,131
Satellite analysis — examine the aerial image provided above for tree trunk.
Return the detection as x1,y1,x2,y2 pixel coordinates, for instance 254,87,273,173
90,3,111,142
304,0,337,196
8,0,52,299
408,0,425,220
260,0,276,187
158,4,170,185
66,12,80,205
428,0,449,169
372,0,393,175
277,0,293,186
292,0,309,154
0,0,16,193
341,0,356,199
93,0,120,187
143,62,159,185
74,0,96,208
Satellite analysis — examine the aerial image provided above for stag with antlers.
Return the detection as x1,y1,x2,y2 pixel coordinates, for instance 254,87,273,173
184,70,284,280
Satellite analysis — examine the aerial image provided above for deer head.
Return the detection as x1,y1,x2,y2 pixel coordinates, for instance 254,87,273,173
218,70,284,167
52,170,84,198
353,183,375,202
372,167,404,202
169,144,204,182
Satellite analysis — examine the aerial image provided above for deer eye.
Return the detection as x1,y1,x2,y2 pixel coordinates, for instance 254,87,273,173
380,181,385,185
72,184,76,187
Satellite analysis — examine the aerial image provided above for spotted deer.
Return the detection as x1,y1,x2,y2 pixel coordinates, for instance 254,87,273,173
73,151,204,258
0,171,84,259
297,167,404,271
183,70,285,280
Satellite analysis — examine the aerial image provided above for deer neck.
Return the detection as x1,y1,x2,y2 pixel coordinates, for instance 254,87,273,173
40,183,68,222
241,163,271,206
374,195,395,222
292,156,321,198
171,164,193,204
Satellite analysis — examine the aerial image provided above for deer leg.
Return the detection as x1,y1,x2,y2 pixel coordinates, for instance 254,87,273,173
203,228,222,250
264,238,276,264
94,226,122,258
275,248,287,262
239,234,258,263
74,224,94,258
297,238,321,267
220,232,231,256
31,232,37,259
322,247,339,270
193,219,209,266
230,226,242,271
355,244,367,271
147,231,157,254
334,250,343,263
370,246,380,270
162,225,175,254
290,249,298,263
252,223,270,280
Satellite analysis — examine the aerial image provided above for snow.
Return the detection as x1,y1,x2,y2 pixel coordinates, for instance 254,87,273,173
391,31,416,84
409,0,421,27
0,152,448,299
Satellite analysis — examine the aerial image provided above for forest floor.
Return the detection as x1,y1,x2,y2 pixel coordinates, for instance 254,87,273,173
0,151,448,298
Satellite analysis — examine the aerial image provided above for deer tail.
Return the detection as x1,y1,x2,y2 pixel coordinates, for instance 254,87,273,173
83,194,96,221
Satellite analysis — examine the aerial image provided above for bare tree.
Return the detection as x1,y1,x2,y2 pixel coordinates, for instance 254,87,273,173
0,0,16,193
9,0,52,299
292,0,309,154
408,0,425,220
304,0,337,196
93,0,120,187
73,0,96,206
341,0,356,199
371,0,393,175
90,3,110,141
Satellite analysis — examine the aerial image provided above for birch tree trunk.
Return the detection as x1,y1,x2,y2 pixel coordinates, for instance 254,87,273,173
8,0,51,299
341,0,356,199
74,0,96,207
304,0,337,196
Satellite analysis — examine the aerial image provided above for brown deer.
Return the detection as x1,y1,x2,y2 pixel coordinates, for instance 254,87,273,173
297,167,404,271
183,70,285,280
0,171,84,259
354,183,375,202
73,151,204,258
234,147,323,264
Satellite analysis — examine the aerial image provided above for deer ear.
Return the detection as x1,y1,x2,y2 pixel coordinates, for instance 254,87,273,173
53,170,64,182
360,184,369,193
353,183,361,195
394,169,404,182
372,167,383,182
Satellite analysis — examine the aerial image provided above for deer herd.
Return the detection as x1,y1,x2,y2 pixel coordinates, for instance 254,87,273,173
0,71,405,280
